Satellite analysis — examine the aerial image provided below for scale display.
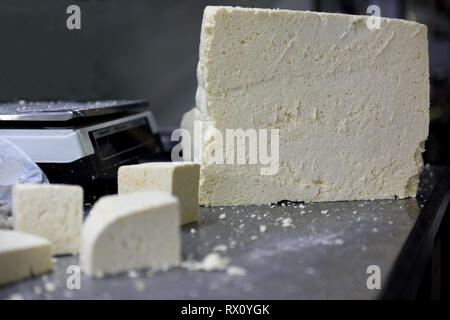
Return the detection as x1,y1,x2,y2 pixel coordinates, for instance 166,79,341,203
90,118,159,161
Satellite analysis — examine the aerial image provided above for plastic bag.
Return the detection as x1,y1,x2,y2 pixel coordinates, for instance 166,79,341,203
0,138,49,228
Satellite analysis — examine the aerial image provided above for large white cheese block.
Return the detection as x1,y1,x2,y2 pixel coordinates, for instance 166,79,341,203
13,184,83,255
80,190,181,277
118,162,200,225
182,6,430,206
0,230,52,286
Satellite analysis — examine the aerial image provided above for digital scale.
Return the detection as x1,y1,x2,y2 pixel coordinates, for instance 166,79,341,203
0,100,166,202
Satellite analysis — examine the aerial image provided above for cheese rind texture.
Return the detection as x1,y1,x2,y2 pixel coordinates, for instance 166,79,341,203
13,184,83,255
182,6,430,206
0,230,52,286
118,162,200,225
80,190,181,277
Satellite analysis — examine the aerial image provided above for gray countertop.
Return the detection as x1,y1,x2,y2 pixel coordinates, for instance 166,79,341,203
0,166,445,300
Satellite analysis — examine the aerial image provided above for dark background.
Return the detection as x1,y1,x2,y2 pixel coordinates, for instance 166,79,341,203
0,0,449,165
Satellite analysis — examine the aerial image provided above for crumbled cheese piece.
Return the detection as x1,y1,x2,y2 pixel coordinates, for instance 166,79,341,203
200,253,230,272
281,218,293,228
181,253,231,272
44,282,56,293
226,266,247,277
127,270,139,278
135,280,146,292
213,244,228,252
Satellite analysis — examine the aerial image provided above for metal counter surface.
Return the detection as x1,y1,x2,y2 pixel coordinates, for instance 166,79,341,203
0,166,446,300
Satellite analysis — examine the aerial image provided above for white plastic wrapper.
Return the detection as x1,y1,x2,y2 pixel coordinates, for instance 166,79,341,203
0,138,49,228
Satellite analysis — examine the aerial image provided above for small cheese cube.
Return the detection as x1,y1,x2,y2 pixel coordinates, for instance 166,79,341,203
118,162,200,225
13,184,83,255
80,190,181,277
0,230,52,286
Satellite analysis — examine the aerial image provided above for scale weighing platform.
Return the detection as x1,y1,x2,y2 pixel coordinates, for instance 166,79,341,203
0,100,166,202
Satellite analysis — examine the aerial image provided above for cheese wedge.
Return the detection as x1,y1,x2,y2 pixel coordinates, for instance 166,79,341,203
181,6,429,206
80,190,181,277
0,230,52,286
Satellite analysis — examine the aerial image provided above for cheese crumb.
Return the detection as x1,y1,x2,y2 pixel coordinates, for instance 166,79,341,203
213,244,228,252
127,270,139,278
226,266,247,277
135,280,146,292
282,218,293,228
44,282,56,293
201,253,230,271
